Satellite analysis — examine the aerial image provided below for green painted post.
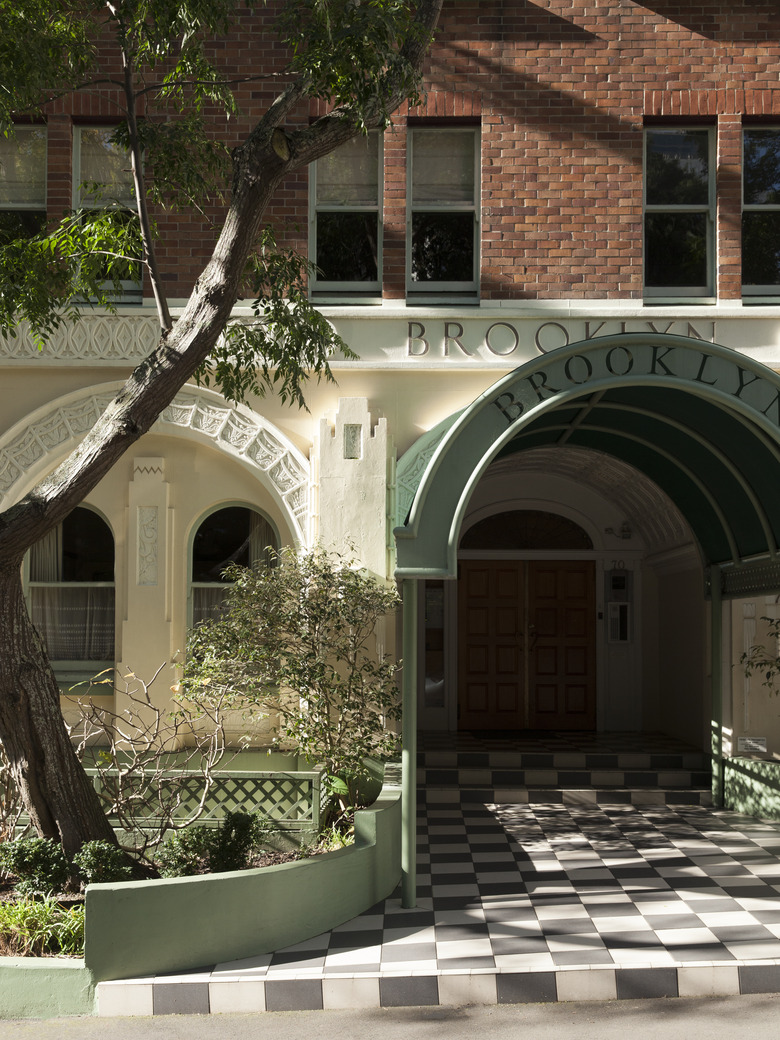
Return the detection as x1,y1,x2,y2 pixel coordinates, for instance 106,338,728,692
401,577,418,909
711,565,723,809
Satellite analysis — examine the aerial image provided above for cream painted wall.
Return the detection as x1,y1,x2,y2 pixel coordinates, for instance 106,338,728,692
56,432,298,744
653,567,707,750
730,601,780,758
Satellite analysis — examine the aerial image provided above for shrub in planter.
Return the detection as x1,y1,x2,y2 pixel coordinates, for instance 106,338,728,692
73,840,134,885
0,837,72,897
156,811,269,877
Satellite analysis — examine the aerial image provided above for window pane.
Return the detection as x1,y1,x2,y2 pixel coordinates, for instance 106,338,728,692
62,510,114,581
29,586,115,660
316,212,378,281
316,135,378,205
645,212,708,288
0,210,46,245
411,212,474,282
192,507,275,583
412,131,475,204
78,128,134,206
743,211,780,286
645,130,709,206
744,129,780,206
0,126,46,206
30,507,114,582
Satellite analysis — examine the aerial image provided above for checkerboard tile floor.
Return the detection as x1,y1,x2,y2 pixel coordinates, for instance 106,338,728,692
249,801,780,976
97,800,780,1014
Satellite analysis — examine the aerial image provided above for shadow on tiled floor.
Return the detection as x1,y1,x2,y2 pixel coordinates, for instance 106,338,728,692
97,799,780,1015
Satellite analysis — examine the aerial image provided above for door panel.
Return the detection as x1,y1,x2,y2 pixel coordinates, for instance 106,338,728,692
458,561,525,729
527,561,596,730
458,559,596,730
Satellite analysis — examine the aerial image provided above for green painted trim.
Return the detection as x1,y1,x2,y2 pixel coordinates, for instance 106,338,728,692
401,578,418,909
725,758,780,819
711,565,724,808
84,766,401,982
0,959,94,1019
394,334,780,579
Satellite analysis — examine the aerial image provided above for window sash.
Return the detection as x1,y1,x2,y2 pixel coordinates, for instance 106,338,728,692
742,128,780,295
407,128,480,295
643,127,714,298
28,584,115,661
310,132,382,294
74,127,135,209
0,126,46,208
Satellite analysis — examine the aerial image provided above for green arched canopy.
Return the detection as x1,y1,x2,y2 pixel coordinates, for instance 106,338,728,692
394,333,780,597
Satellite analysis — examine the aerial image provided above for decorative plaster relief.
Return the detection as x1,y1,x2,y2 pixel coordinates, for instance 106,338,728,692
0,315,159,362
396,415,459,527
137,506,159,586
0,386,310,543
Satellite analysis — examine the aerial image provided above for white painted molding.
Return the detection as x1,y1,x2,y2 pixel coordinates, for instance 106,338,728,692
0,383,310,543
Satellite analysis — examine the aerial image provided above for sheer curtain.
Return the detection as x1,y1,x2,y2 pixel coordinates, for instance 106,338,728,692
28,522,115,660
29,586,115,660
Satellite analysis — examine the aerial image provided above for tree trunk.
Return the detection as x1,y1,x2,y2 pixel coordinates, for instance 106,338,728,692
0,565,117,858
0,0,444,855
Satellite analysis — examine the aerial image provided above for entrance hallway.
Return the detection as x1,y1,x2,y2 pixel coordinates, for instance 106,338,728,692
97,735,780,1016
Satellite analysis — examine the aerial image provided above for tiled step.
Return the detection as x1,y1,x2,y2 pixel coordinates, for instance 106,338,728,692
417,745,713,808
419,766,712,788
421,784,713,807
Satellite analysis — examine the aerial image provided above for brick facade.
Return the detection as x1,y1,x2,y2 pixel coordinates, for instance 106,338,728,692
30,0,780,304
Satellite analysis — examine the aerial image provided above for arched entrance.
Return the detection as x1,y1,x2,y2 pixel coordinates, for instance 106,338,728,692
394,333,780,904
457,510,597,730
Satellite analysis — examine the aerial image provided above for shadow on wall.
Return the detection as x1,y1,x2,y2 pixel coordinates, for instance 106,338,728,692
724,758,780,820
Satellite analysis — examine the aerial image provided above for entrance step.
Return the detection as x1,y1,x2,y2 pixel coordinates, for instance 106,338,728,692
421,785,713,807
417,736,713,808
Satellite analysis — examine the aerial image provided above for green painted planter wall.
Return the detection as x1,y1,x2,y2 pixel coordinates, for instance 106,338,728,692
0,959,95,1018
84,771,401,983
725,758,780,819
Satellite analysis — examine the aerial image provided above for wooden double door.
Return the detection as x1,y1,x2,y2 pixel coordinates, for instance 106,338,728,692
458,559,596,731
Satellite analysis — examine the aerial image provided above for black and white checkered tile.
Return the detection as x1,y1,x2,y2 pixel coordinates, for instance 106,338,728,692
98,799,780,1015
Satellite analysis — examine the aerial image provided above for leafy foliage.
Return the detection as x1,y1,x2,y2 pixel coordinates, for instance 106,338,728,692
742,616,780,692
72,840,134,885
277,0,427,127
156,810,270,877
0,897,84,957
196,228,357,408
0,838,72,897
182,546,402,797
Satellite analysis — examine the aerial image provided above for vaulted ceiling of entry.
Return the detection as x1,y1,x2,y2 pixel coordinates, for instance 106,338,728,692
495,384,780,566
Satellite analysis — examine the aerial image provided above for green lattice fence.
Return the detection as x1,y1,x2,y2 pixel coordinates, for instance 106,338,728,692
83,767,326,835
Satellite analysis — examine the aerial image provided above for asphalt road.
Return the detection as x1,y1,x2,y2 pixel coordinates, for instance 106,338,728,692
1,995,780,1040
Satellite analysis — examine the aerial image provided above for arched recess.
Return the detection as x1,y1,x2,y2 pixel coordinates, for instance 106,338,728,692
0,383,311,545
395,334,780,591
395,333,780,906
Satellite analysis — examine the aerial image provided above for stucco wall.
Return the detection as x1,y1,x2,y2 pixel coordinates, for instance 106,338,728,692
84,770,401,982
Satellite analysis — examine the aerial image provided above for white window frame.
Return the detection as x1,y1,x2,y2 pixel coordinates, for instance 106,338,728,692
742,126,780,300
643,126,715,302
73,125,141,303
406,126,480,301
309,131,383,300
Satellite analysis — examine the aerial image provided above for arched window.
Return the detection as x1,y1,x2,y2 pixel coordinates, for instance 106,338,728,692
27,506,115,662
460,510,593,551
191,506,277,626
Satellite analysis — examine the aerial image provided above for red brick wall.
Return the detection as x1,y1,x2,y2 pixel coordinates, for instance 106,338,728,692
38,0,780,302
